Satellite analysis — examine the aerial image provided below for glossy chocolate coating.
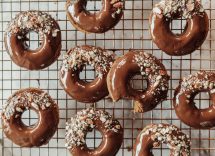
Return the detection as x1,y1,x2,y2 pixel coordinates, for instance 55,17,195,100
107,51,169,113
60,70,109,103
134,136,154,156
66,0,123,33
4,11,61,70
173,71,215,129
1,88,59,147
66,108,123,156
133,124,191,156
149,12,209,56
60,45,114,103
70,120,123,156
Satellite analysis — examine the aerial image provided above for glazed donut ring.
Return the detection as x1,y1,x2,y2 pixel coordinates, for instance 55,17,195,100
134,124,191,156
107,51,169,113
65,108,123,156
60,45,114,103
1,88,59,147
4,10,61,70
66,0,123,33
174,71,215,129
149,0,209,56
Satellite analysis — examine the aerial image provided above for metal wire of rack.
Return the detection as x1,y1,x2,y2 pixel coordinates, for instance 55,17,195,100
0,0,215,156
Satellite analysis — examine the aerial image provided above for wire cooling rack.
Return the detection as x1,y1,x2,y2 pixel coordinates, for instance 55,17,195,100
0,0,215,156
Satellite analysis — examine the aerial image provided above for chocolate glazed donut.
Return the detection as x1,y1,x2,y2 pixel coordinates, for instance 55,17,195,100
65,108,123,156
1,88,59,147
66,0,123,33
107,51,169,113
60,45,114,103
4,11,61,70
133,124,191,156
174,71,215,129
149,0,209,56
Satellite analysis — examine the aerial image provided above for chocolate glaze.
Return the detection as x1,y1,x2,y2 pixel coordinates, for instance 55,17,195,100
65,108,123,156
60,45,114,103
149,11,209,56
107,51,169,113
4,11,61,70
70,122,123,156
133,124,191,156
1,88,59,147
60,71,108,103
66,0,123,33
173,71,215,129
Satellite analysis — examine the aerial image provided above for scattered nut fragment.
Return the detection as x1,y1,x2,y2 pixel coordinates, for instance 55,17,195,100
136,124,191,156
2,89,54,120
65,108,121,149
61,46,114,79
154,0,204,19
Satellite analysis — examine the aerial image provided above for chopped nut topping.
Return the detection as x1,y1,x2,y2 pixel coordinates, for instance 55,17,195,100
6,10,59,38
154,0,204,19
61,46,114,79
175,71,215,105
111,0,124,18
136,124,191,156
133,51,169,101
2,88,54,121
65,108,121,149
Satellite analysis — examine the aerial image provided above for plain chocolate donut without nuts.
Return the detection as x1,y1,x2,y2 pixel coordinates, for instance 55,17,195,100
4,10,61,70
1,88,59,147
107,51,169,113
66,0,123,33
65,108,123,156
149,0,209,56
133,124,191,156
60,45,114,103
174,71,215,129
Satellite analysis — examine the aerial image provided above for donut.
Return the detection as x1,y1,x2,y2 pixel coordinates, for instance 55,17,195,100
1,88,59,147
4,10,61,70
60,45,115,103
66,0,123,33
134,124,191,156
173,71,215,129
107,51,169,113
149,0,209,56
65,108,123,156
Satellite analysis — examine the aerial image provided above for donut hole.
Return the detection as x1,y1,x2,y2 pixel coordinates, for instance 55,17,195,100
130,74,148,93
23,31,42,51
80,65,96,82
170,18,187,36
152,144,170,155
21,109,39,127
86,129,102,149
85,1,102,13
193,92,212,109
